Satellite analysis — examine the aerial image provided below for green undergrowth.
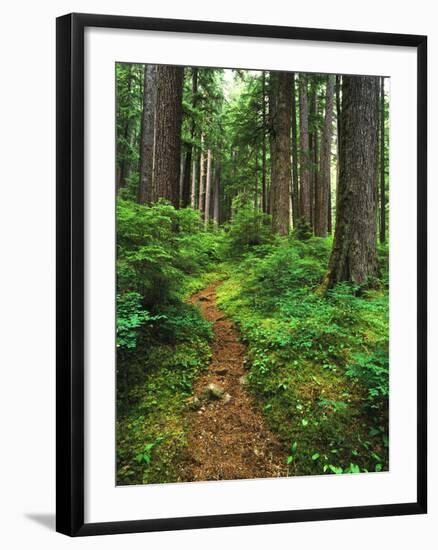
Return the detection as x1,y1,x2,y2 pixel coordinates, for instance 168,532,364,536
117,324,212,484
116,201,223,485
216,236,389,476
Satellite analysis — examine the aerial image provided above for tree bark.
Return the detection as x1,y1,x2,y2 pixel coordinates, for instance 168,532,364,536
138,65,157,203
181,69,198,208
198,134,205,214
204,148,212,227
380,77,386,243
291,73,300,226
190,152,197,208
315,75,334,237
299,75,311,226
322,75,379,289
118,66,133,190
153,65,184,206
309,79,318,230
213,159,221,226
335,75,342,209
261,71,267,214
267,72,278,216
271,72,292,235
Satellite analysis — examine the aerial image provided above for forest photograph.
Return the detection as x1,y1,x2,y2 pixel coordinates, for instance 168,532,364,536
115,63,389,486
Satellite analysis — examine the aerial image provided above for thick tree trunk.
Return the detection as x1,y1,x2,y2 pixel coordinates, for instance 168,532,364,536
299,75,311,226
380,77,386,243
181,69,198,208
261,71,267,214
322,75,379,289
153,66,184,206
314,75,334,237
271,72,292,235
268,72,278,216
138,65,157,203
204,148,212,227
291,73,300,226
335,75,342,208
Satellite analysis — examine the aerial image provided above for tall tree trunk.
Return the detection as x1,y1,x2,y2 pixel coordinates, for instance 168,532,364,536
309,79,318,230
268,72,278,216
118,66,133,190
179,152,185,207
190,152,197,208
315,75,334,237
198,135,205,214
261,71,267,214
213,159,221,226
322,75,379,290
271,72,292,235
138,65,157,203
204,148,212,227
335,75,342,209
181,69,198,208
380,77,386,243
291,73,300,226
299,74,311,226
254,144,259,210
153,66,184,206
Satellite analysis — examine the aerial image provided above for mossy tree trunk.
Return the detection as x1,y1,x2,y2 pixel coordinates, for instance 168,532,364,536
322,75,379,289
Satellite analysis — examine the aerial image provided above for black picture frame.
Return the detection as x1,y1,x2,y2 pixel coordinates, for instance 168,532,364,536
56,12,427,537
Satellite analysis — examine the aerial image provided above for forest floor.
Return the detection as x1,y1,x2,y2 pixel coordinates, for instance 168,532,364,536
179,281,287,482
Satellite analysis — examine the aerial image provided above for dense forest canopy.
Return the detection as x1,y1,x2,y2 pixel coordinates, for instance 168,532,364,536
116,63,390,485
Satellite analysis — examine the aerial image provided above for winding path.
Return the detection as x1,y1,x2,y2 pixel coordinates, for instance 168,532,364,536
180,281,286,482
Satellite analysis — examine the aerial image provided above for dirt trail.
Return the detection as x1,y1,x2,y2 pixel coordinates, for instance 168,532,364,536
180,281,286,482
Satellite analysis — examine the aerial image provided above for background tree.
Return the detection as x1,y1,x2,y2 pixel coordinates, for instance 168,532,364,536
116,64,144,193
290,73,299,226
314,75,334,237
299,74,311,227
138,65,157,203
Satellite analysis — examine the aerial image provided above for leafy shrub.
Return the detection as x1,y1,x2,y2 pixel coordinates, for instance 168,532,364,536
292,217,313,240
225,203,273,256
154,302,213,345
117,200,223,309
117,292,162,351
346,348,389,408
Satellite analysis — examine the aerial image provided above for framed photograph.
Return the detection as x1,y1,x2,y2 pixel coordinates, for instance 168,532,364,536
56,13,427,536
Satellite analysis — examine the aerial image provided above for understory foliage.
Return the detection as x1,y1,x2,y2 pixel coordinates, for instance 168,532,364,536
117,200,222,484
117,200,389,482
216,224,389,476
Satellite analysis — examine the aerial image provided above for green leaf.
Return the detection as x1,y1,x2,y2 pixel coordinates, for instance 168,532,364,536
302,419,308,427
287,455,294,464
312,453,320,461
291,441,298,453
375,463,383,472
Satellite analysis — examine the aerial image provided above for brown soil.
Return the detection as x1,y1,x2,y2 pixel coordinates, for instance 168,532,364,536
180,281,286,482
